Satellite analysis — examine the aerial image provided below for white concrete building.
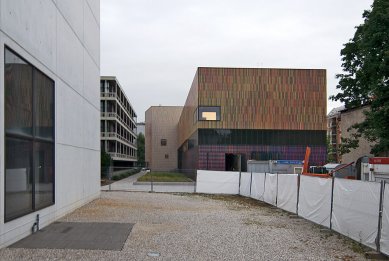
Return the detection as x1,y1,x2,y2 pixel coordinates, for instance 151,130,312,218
0,0,100,247
100,76,137,166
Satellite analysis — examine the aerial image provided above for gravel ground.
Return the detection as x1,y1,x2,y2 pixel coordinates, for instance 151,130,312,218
0,191,368,261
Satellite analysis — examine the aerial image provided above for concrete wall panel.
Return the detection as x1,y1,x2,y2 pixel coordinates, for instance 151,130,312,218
83,2,99,65
83,101,100,151
82,149,100,197
84,49,100,108
0,0,57,70
56,80,85,148
0,0,100,248
56,0,84,41
57,13,84,95
86,0,100,25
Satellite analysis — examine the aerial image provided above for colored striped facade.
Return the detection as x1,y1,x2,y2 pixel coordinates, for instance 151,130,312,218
177,67,327,172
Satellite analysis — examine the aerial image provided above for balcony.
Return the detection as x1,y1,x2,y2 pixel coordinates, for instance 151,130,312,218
101,92,116,98
108,152,136,161
103,114,136,135
101,132,136,146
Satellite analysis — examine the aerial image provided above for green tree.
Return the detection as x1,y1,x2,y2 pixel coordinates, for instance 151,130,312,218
101,150,112,178
330,0,389,155
326,135,336,163
137,133,145,166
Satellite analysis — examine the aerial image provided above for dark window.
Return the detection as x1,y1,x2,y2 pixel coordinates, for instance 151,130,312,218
161,139,167,146
165,154,169,159
4,47,55,222
198,106,220,121
198,129,326,146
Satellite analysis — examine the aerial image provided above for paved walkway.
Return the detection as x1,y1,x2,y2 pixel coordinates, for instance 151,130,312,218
101,171,196,193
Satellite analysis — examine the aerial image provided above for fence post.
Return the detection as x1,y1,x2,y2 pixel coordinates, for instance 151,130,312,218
108,165,112,191
249,171,253,197
262,172,267,202
238,154,242,195
276,173,279,206
150,172,154,192
329,175,335,230
296,172,301,215
376,180,385,252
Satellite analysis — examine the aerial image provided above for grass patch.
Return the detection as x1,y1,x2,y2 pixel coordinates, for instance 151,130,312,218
138,172,193,182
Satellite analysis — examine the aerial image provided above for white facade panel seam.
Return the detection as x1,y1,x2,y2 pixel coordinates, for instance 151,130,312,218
85,0,100,28
51,1,99,69
57,142,100,152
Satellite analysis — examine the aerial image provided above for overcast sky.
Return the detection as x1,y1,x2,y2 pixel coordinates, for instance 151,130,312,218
101,0,373,122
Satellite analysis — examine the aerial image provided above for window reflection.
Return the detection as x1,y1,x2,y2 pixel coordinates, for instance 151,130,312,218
4,47,55,222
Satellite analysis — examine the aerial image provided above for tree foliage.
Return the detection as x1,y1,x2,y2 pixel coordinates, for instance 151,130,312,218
330,0,389,155
101,150,112,178
137,133,145,166
101,150,112,169
326,135,336,163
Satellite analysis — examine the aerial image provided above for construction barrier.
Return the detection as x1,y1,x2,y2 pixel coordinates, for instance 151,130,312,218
250,172,266,201
380,185,389,255
196,170,239,194
332,179,380,249
196,170,389,255
277,174,298,214
263,173,277,206
239,172,252,197
298,175,332,228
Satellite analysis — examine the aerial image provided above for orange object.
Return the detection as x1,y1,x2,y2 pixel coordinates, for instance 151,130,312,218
302,146,331,178
302,146,311,174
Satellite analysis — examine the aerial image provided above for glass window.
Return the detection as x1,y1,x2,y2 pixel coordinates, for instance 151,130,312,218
34,142,54,210
161,139,167,146
4,47,55,222
34,69,54,139
5,49,33,136
198,106,220,121
5,137,33,221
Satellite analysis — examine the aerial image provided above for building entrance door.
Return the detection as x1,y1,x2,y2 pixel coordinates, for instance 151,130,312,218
225,154,247,171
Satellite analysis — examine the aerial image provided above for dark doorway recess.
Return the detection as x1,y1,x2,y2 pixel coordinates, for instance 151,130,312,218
225,154,247,172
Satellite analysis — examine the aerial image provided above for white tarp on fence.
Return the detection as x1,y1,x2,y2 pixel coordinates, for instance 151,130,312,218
264,173,277,206
332,179,380,249
196,170,239,194
250,173,266,201
239,172,252,197
380,185,389,255
298,175,332,228
277,174,298,214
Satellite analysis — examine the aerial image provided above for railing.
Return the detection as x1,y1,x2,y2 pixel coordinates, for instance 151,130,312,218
101,112,137,136
101,92,133,118
101,92,116,98
101,132,136,146
108,152,136,160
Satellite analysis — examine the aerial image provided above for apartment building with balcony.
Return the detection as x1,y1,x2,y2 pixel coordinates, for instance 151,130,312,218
100,76,137,166
327,106,344,163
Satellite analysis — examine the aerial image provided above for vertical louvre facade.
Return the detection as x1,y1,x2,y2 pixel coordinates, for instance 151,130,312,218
178,67,327,172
